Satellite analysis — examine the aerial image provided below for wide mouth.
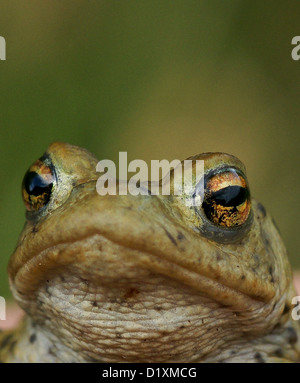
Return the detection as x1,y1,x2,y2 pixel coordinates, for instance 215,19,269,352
9,183,276,311
10,230,269,314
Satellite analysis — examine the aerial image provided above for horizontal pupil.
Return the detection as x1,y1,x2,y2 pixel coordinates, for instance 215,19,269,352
211,185,248,207
24,171,52,196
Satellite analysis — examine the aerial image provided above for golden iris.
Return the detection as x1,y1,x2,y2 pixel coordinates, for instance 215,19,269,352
22,159,56,211
202,169,251,228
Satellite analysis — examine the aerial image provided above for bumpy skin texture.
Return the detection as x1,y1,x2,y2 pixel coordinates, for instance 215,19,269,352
0,142,299,362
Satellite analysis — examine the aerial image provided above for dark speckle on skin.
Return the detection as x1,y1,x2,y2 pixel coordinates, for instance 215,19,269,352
80,278,89,286
274,348,283,357
261,230,274,265
36,298,45,307
257,202,266,218
177,232,185,241
263,236,270,251
241,275,246,280
31,226,38,234
287,327,298,345
0,334,13,349
254,352,266,363
48,347,56,356
29,334,37,343
123,287,140,300
283,303,290,315
269,266,274,283
92,301,98,307
8,340,16,353
214,273,221,281
253,254,260,265
264,236,270,248
164,228,177,246
45,284,51,296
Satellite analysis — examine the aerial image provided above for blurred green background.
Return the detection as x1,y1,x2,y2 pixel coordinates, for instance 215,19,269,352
0,0,299,300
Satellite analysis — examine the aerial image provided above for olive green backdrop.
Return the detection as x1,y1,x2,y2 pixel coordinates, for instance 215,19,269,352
0,0,299,299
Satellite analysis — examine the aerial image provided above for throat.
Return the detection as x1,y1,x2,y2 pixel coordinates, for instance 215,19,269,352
11,273,246,362
9,271,284,362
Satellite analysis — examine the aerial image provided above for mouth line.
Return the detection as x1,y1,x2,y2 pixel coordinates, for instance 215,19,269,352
11,229,267,312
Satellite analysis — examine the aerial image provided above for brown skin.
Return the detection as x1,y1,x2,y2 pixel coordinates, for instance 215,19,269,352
0,142,299,362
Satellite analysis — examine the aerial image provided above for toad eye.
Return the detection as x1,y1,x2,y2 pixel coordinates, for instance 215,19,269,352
202,168,251,228
22,158,56,212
